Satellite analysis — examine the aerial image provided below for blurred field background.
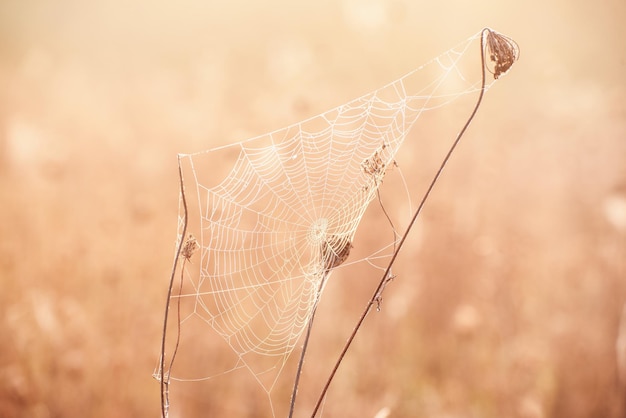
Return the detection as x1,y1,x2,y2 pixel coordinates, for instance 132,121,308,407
0,0,625,417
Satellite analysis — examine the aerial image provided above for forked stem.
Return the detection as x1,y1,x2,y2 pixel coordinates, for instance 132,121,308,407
310,28,504,417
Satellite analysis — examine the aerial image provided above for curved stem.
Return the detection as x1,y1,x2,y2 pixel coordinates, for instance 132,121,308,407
310,29,491,417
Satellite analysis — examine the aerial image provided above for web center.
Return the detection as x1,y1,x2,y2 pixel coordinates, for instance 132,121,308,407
308,218,329,245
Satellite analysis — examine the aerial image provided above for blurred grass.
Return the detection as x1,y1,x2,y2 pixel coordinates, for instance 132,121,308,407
1,0,625,417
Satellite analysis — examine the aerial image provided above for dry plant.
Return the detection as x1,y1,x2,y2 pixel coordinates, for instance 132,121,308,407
158,28,519,418
308,28,519,417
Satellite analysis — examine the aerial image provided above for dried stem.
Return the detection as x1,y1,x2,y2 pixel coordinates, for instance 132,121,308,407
159,156,190,418
310,28,518,417
288,275,328,417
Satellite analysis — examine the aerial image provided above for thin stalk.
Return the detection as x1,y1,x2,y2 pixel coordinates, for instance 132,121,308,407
310,29,491,417
160,156,189,418
289,275,328,417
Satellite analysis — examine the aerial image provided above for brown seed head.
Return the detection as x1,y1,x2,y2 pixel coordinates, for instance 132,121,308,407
321,235,353,274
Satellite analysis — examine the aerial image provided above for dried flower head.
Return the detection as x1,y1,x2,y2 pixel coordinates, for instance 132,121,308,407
485,29,520,79
362,144,392,192
362,148,385,177
181,234,200,260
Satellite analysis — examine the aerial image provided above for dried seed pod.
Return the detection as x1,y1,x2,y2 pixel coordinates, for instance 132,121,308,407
485,29,520,79
321,235,353,274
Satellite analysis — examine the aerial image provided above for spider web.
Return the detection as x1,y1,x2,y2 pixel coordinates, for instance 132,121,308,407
158,29,507,416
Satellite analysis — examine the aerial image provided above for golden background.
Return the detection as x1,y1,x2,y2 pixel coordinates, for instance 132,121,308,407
0,0,624,417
